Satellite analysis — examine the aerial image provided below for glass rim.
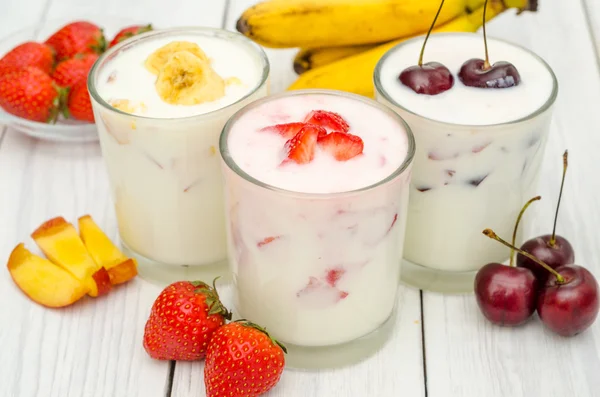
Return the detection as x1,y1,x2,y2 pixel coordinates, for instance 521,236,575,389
373,32,559,128
219,89,416,199
88,26,270,122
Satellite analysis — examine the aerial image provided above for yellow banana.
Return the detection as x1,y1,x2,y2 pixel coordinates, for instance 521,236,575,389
237,0,490,48
287,0,528,97
294,44,380,74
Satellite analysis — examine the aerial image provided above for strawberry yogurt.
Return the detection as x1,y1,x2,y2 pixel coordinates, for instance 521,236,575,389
374,33,558,292
88,28,269,283
220,90,414,364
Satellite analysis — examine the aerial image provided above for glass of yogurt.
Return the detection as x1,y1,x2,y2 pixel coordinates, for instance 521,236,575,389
220,89,415,368
374,32,558,293
88,27,269,284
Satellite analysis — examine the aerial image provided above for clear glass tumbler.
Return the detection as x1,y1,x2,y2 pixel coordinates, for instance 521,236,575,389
374,33,558,293
220,90,415,369
88,28,269,285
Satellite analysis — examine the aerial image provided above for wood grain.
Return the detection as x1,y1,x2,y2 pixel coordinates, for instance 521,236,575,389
423,3,600,397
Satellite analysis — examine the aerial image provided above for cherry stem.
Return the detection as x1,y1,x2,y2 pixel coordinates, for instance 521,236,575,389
550,150,568,247
482,0,491,70
510,196,541,267
418,0,445,67
483,229,565,283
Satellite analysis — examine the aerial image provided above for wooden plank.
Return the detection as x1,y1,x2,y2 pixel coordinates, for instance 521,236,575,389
424,3,600,397
170,1,425,396
0,1,226,397
583,0,600,63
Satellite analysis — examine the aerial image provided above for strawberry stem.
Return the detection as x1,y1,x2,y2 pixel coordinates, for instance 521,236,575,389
510,196,541,266
234,319,288,354
192,277,232,320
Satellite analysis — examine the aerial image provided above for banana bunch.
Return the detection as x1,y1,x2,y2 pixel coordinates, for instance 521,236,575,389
236,0,538,96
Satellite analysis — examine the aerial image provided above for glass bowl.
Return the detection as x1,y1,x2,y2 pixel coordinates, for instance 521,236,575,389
0,16,148,143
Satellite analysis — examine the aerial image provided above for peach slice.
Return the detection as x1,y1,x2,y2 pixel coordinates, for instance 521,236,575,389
78,215,138,285
7,244,88,308
31,217,103,297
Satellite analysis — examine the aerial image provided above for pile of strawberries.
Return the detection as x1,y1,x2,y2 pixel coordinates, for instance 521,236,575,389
260,110,364,164
143,280,286,397
0,21,151,124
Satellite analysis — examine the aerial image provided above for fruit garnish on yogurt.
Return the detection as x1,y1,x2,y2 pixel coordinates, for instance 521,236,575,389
145,41,229,106
398,0,454,95
458,0,521,88
260,110,364,165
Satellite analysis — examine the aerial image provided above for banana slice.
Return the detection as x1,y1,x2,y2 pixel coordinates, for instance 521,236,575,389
155,51,225,106
109,99,147,115
145,41,209,75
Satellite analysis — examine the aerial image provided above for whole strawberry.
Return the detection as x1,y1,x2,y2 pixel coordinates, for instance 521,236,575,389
45,21,105,61
204,321,286,397
0,67,67,123
0,41,55,74
52,53,98,88
67,81,94,122
143,280,231,361
109,24,152,48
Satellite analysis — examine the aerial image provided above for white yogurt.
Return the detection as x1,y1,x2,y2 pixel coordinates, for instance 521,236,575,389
375,33,557,275
222,91,413,346
378,33,554,125
90,28,268,273
97,34,263,119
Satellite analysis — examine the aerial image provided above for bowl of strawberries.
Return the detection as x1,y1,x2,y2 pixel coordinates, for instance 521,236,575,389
0,17,152,143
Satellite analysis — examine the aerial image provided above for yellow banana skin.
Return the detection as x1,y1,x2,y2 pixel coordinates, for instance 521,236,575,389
287,0,525,97
237,0,488,48
294,44,379,74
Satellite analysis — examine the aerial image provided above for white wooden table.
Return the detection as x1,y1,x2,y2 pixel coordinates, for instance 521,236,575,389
1,1,599,396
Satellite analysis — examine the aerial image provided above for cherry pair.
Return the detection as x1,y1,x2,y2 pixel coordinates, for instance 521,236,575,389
399,0,520,95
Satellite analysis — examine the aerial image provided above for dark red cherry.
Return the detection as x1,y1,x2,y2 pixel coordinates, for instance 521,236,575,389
397,0,454,95
458,58,521,88
475,263,538,326
399,62,454,95
538,265,599,336
517,235,575,282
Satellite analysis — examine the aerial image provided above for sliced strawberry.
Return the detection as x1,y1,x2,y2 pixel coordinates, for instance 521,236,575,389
325,267,346,287
260,122,305,139
257,236,280,248
282,125,320,165
304,110,349,132
318,132,364,161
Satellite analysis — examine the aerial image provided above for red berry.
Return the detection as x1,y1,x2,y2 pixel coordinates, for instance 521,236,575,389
45,21,105,60
304,110,350,132
109,24,153,48
52,53,98,88
204,321,286,397
282,124,321,165
143,280,232,361
0,67,65,123
67,81,95,122
317,131,364,161
325,267,345,287
0,41,55,74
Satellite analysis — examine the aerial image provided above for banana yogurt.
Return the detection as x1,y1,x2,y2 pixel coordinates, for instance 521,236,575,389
89,28,269,283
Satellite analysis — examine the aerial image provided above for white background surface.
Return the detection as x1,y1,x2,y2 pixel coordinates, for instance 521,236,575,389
0,0,599,396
